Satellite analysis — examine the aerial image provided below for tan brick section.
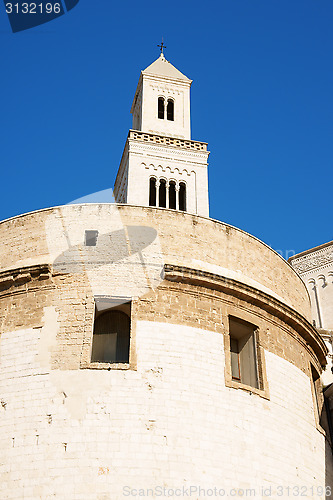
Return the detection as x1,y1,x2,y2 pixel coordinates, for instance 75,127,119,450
0,204,311,318
0,263,325,376
0,204,326,376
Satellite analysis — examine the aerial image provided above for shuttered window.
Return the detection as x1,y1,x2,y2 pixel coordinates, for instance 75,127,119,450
91,310,130,363
229,316,259,389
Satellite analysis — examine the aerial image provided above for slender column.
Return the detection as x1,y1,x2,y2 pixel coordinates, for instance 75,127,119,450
175,183,179,211
166,181,169,209
309,278,323,328
156,179,160,207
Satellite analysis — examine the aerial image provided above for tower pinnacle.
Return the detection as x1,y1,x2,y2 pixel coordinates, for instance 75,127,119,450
157,38,166,56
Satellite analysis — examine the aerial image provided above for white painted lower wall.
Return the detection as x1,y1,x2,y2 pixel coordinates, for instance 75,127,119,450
0,320,331,499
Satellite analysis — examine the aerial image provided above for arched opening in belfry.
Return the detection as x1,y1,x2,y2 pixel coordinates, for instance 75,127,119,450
159,179,167,208
169,181,176,209
167,99,174,121
179,182,186,211
158,97,165,119
149,177,157,206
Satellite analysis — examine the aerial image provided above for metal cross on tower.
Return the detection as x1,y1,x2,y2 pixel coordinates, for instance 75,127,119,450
157,38,166,55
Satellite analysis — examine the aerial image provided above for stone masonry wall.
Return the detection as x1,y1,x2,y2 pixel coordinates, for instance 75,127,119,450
0,315,332,498
0,204,330,499
0,204,311,319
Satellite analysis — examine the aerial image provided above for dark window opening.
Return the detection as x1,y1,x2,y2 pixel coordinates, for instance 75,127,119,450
167,99,174,121
169,181,176,209
91,301,131,364
179,182,186,211
159,179,167,208
149,177,157,206
158,97,165,119
85,230,99,247
229,316,259,389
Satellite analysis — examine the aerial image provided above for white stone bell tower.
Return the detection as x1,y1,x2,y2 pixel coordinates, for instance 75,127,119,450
114,50,210,218
131,51,191,139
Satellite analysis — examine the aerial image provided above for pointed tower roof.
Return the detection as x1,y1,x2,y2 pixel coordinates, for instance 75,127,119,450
142,53,191,83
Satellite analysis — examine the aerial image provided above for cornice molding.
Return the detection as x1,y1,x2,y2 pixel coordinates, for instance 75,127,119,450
290,245,333,274
0,264,52,292
128,143,209,163
128,130,208,152
163,264,328,367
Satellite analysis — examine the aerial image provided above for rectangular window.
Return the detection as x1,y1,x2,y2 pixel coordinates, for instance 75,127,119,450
229,316,259,389
311,364,321,418
85,230,98,247
91,297,131,364
309,363,332,436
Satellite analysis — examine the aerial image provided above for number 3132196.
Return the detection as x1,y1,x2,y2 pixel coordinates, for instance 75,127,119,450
5,3,61,14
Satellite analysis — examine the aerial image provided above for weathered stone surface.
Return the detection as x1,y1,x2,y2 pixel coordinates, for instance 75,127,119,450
0,204,331,499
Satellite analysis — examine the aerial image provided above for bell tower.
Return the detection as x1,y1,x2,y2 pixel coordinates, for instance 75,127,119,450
131,51,191,139
114,50,210,218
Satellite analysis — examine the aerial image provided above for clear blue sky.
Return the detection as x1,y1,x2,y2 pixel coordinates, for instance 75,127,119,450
1,0,332,256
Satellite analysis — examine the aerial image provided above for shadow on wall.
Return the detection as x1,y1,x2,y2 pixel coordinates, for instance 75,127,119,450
323,386,333,496
325,438,333,498
53,226,159,274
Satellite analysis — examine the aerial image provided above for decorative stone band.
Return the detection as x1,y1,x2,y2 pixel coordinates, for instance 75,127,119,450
163,264,328,367
290,245,333,274
0,262,327,369
0,264,52,292
128,129,208,151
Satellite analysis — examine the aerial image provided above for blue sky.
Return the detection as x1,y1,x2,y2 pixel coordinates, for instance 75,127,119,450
1,0,332,256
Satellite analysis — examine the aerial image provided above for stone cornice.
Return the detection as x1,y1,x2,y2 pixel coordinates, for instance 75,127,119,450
289,243,333,274
128,144,209,163
0,264,52,292
128,130,208,152
163,264,328,367
141,72,192,87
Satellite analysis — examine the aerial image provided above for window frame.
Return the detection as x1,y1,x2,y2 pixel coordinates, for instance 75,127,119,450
310,362,328,435
224,313,269,399
91,309,130,364
80,296,136,371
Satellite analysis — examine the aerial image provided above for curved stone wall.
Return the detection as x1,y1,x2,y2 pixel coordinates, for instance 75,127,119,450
0,204,311,318
0,204,331,499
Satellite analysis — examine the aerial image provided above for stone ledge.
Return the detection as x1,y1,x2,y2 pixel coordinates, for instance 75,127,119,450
80,362,132,371
0,264,52,292
128,129,208,151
